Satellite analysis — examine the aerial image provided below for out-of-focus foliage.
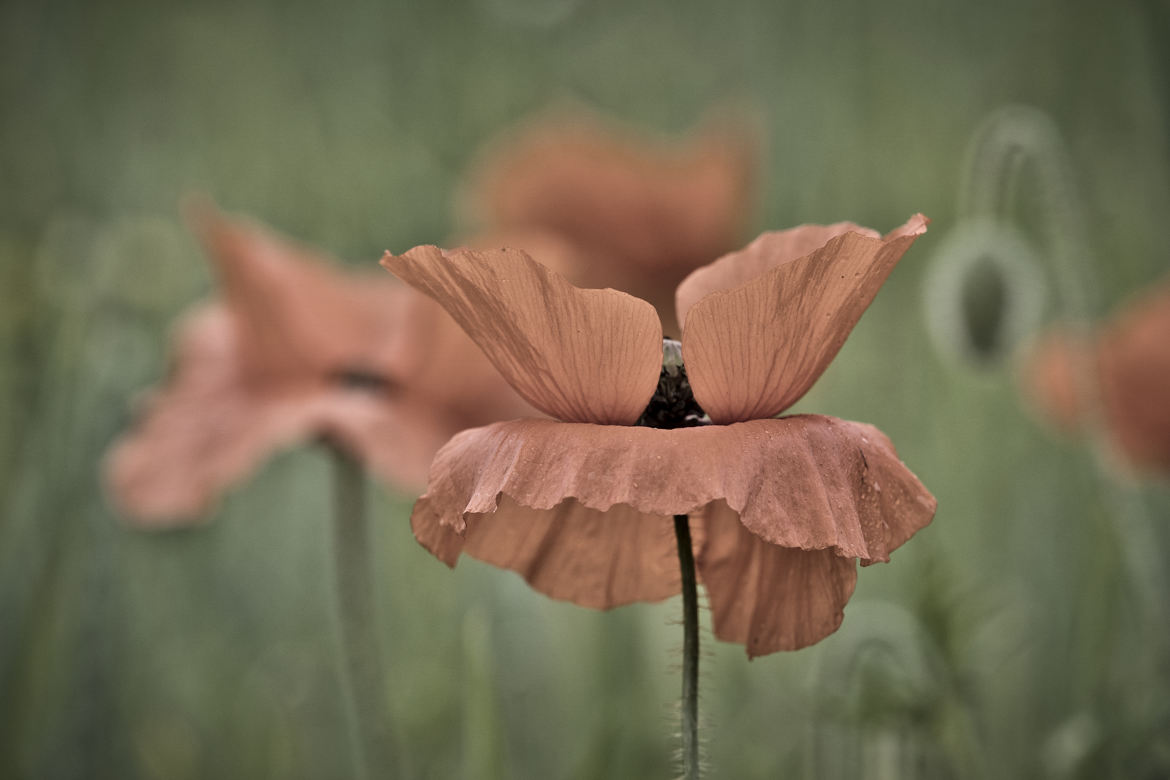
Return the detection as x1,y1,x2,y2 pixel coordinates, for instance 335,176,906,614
2,0,1168,778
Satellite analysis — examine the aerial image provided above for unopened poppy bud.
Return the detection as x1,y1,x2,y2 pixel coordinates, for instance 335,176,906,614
923,219,1047,368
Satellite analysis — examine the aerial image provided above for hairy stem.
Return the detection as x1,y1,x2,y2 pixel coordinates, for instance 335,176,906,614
331,448,393,779
674,513,700,779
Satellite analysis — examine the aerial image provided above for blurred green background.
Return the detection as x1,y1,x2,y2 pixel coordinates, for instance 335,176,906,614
2,0,1169,777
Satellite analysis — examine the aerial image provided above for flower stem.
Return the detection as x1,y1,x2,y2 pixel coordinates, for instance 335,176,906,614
673,513,700,780
330,447,393,779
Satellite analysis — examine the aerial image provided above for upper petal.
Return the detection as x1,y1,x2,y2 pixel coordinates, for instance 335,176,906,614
451,227,601,285
674,222,879,326
681,215,928,423
381,245,662,425
186,200,405,385
409,415,934,616
379,286,540,428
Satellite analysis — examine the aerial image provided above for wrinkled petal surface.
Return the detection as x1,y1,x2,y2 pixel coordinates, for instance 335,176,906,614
682,215,929,423
698,509,858,656
381,245,662,425
675,222,879,326
409,415,935,644
416,495,688,609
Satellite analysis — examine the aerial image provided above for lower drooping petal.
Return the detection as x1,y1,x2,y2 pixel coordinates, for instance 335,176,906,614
408,415,935,653
415,495,688,609
698,504,858,656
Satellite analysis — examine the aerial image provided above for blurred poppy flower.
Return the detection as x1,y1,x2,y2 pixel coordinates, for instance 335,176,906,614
1022,277,1170,474
105,203,532,525
382,214,936,657
458,105,759,333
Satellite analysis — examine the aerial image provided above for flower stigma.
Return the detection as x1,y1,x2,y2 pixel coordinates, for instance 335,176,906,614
636,339,709,429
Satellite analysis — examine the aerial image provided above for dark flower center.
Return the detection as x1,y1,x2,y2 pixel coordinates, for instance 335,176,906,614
636,339,709,429
332,366,399,395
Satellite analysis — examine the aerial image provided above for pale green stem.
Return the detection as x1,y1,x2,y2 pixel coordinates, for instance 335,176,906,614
330,447,393,779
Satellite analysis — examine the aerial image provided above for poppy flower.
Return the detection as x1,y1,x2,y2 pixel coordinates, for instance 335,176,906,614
458,105,759,333
1022,276,1170,474
105,203,533,525
381,215,937,657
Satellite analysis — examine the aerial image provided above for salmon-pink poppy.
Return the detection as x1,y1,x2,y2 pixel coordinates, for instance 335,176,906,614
105,203,533,525
459,106,759,333
1022,277,1170,474
381,215,937,657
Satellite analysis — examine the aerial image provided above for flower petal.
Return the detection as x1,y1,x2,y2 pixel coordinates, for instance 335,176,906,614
461,106,757,277
450,227,601,285
674,222,879,327
1096,281,1170,471
186,200,404,384
697,508,858,657
682,215,929,423
416,495,686,609
1020,326,1093,433
380,287,540,428
381,245,662,425
1023,279,1170,473
104,307,469,524
459,107,759,335
409,415,934,610
104,307,324,524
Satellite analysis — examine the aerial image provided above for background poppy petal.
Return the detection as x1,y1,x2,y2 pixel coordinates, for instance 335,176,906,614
104,307,324,524
186,200,405,383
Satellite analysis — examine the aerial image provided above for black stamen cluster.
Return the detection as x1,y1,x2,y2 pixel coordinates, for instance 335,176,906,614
636,339,709,429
